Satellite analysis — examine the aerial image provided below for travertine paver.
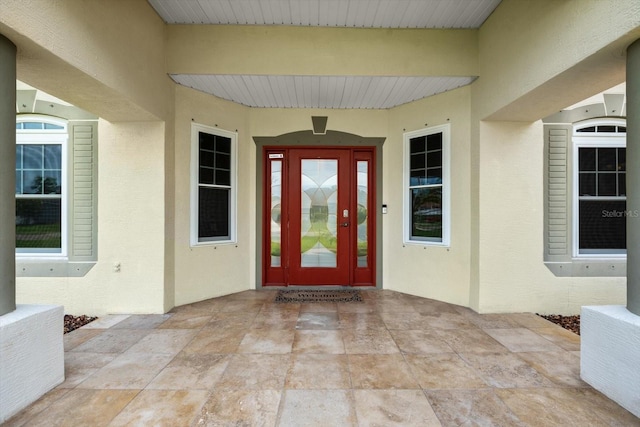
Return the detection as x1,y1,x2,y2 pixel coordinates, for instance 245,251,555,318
6,290,639,426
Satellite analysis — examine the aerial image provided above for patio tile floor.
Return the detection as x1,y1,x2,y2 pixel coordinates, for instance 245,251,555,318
5,289,640,426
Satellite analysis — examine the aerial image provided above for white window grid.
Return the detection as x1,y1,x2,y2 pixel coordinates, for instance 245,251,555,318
572,119,626,258
190,123,238,246
15,115,68,258
403,123,451,247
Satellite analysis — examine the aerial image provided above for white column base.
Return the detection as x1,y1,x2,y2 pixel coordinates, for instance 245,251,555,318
0,304,64,423
581,305,640,418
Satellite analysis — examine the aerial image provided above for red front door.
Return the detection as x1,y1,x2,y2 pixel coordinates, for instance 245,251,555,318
263,147,375,286
288,149,350,285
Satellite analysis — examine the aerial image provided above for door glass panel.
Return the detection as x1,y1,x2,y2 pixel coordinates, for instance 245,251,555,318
300,159,337,267
270,160,282,267
357,161,368,267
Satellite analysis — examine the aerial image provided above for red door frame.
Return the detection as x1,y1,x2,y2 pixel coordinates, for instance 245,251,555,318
262,146,376,287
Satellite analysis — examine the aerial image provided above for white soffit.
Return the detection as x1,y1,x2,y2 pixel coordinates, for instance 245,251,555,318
565,83,626,110
148,0,501,28
17,81,72,107
170,74,477,109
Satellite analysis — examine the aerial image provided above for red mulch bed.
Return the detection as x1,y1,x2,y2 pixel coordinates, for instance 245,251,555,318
64,314,98,334
537,314,580,335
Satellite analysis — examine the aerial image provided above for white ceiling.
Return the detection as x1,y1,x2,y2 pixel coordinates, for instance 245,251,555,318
170,74,478,109
149,0,501,109
148,0,501,28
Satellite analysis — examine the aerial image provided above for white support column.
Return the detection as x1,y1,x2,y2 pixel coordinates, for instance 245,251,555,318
0,34,16,316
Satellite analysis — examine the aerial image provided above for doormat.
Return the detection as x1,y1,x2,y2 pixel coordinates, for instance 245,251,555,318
274,289,363,303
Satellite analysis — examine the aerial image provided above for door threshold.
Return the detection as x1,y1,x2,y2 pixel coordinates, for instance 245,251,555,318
261,285,376,290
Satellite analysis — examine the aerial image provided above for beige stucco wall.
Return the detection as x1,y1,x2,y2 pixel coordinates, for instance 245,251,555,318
163,112,176,313
17,120,169,315
0,0,172,122
474,121,626,314
167,25,478,77
173,86,252,306
468,0,637,313
96,120,168,314
385,87,472,307
475,0,640,122
172,85,392,306
7,0,175,315
248,106,389,139
172,85,474,308
6,0,640,316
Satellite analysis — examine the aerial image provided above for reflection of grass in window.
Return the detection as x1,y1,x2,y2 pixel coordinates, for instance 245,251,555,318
16,224,61,248
271,242,281,256
16,224,60,234
319,234,337,253
413,222,442,238
16,238,61,248
301,205,338,253
357,241,368,256
301,232,338,253
301,234,316,252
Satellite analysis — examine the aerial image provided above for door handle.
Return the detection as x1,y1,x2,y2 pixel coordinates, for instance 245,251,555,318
340,222,349,227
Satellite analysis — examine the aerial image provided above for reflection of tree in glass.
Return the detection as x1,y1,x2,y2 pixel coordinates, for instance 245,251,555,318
302,204,338,253
16,175,61,229
300,182,340,253
357,203,367,225
413,188,441,211
310,205,329,223
271,204,281,224
412,188,442,238
31,176,60,194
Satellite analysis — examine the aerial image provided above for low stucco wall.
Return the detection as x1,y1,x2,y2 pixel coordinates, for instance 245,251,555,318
0,305,64,423
581,305,640,417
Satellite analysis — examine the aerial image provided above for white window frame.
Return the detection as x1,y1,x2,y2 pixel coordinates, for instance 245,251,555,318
403,124,451,246
190,123,237,246
572,118,626,258
15,115,68,258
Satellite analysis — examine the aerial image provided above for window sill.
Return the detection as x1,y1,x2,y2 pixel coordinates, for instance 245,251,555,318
17,259,96,277
544,259,626,277
403,240,449,248
190,240,237,249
